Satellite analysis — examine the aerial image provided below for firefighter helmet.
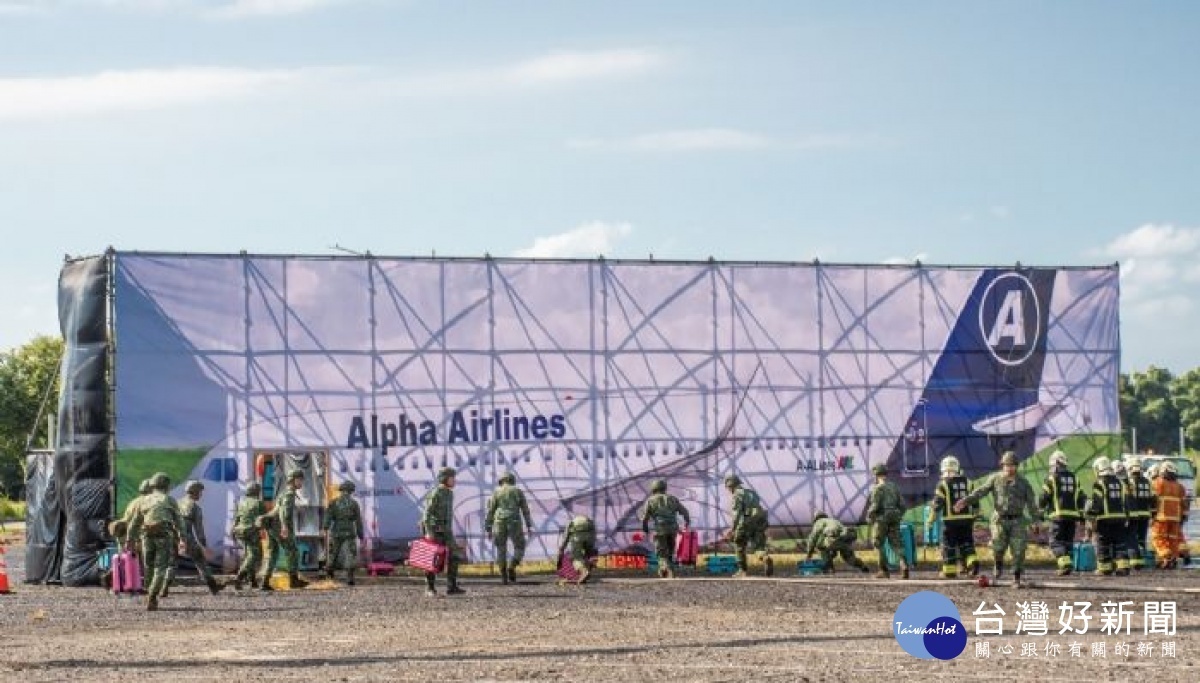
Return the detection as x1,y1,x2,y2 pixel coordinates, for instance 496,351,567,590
940,455,961,475
1092,456,1112,475
1049,450,1068,471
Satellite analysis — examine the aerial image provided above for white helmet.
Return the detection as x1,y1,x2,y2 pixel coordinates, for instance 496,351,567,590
1146,463,1160,478
1048,450,1068,470
1126,455,1142,473
1092,456,1112,476
940,455,961,475
1162,461,1178,476
1112,460,1127,478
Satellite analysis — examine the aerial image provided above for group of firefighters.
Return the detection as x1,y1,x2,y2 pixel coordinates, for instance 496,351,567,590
919,450,1192,587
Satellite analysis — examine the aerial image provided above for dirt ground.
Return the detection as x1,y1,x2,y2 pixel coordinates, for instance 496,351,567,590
3,533,1200,682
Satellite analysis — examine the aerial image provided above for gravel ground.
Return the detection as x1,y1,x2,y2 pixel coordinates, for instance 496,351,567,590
3,531,1200,682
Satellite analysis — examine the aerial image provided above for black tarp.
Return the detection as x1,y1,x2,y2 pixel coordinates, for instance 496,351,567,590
23,450,61,583
50,255,111,586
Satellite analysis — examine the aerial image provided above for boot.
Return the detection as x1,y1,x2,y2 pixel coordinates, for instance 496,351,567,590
259,575,274,591
577,565,592,585
900,563,910,580
875,564,890,579
206,576,225,595
326,568,336,581
346,570,355,586
425,573,438,597
763,556,775,577
146,595,159,611
507,566,517,584
664,565,675,579
1014,570,1023,588
232,572,245,591
250,576,260,589
446,579,467,595
501,564,511,585
993,562,1004,582
969,561,980,577
288,572,309,589
160,584,169,598
856,561,870,574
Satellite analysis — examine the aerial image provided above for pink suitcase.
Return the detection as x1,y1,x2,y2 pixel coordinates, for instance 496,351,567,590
111,551,143,595
675,530,699,565
556,553,581,582
408,538,448,573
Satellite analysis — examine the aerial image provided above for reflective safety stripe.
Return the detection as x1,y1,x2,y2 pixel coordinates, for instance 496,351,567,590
1057,555,1073,569
1157,495,1183,521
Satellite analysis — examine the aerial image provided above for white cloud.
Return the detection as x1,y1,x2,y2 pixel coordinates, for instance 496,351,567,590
1098,223,1200,319
882,253,929,266
568,129,873,153
504,49,665,86
206,0,348,19
0,66,344,121
513,221,634,258
0,0,351,17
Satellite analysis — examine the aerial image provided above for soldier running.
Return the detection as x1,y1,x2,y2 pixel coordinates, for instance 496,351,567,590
640,479,692,579
485,471,533,585
324,480,364,585
178,480,225,594
955,451,1039,587
127,472,182,611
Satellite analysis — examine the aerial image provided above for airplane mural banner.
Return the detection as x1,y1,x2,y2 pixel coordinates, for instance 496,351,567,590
109,253,1120,563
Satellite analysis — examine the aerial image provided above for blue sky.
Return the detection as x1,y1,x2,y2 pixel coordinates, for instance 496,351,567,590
1,1,1198,371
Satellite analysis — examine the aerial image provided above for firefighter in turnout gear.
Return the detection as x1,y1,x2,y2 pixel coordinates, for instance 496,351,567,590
867,464,909,580
1151,461,1190,568
930,455,979,578
1084,456,1130,576
955,451,1039,588
1039,450,1086,576
1123,456,1156,570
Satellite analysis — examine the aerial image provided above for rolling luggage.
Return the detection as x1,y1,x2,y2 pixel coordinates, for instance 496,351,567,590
1071,542,1096,572
408,538,447,573
675,529,699,565
557,553,581,582
111,551,143,595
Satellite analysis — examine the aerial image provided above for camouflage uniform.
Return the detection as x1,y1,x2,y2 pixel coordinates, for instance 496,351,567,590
485,473,533,584
725,475,771,576
867,465,908,579
805,514,867,573
179,481,223,593
260,469,308,589
115,479,153,577
231,483,266,590
128,473,182,610
640,480,691,577
324,482,364,584
422,467,464,596
959,453,1039,584
557,514,598,583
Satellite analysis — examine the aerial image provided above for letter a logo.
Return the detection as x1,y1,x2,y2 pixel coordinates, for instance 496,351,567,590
978,272,1040,367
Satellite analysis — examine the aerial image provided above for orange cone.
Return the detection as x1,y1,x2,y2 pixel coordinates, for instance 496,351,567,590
0,545,11,594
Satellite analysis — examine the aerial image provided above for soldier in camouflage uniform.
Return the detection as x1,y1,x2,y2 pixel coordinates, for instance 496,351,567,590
867,464,909,579
640,479,692,578
485,472,533,585
956,451,1040,587
230,481,266,590
556,514,598,584
723,474,773,578
324,480,364,585
259,469,309,590
127,472,182,611
422,467,465,597
804,511,869,573
110,479,153,578
179,480,224,594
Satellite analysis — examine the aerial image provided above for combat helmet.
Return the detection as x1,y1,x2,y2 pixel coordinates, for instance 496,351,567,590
498,471,516,485
1048,450,1069,471
437,466,457,484
940,455,961,475
185,480,204,495
650,479,667,493
137,479,152,495
871,463,888,476
149,472,171,491
286,469,305,482
813,511,828,522
338,480,356,493
999,451,1018,467
723,474,742,489
245,481,262,496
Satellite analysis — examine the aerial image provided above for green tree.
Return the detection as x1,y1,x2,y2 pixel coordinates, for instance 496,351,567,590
0,335,63,497
1122,366,1181,455
1170,368,1200,452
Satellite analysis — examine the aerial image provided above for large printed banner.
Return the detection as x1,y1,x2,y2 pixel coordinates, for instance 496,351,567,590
111,254,1120,564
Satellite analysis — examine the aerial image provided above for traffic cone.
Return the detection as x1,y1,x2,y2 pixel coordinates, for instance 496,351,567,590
0,545,11,594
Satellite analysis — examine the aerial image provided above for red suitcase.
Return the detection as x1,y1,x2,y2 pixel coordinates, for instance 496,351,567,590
408,538,448,573
675,529,699,565
556,553,581,582
112,551,143,595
